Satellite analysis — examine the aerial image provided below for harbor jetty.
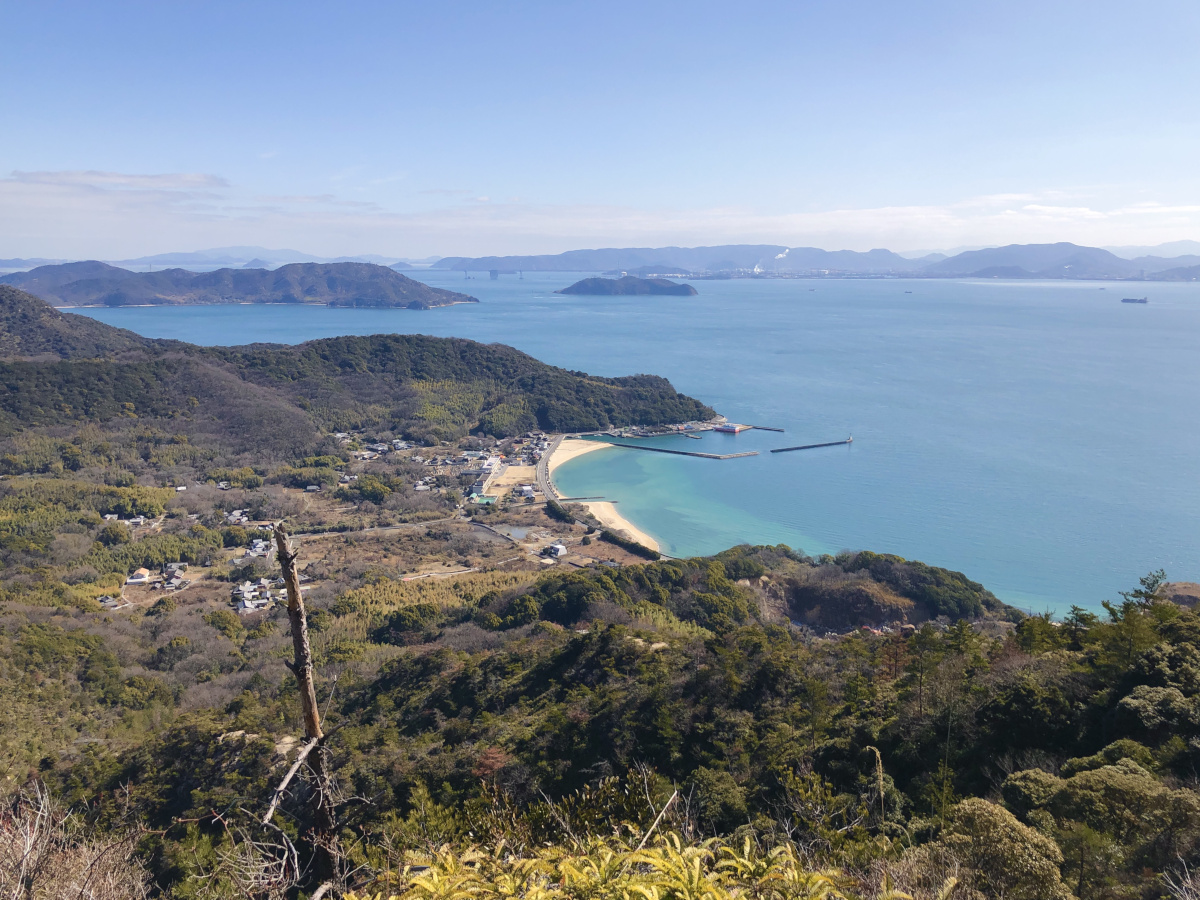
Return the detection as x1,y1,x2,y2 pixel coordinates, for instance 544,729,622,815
771,437,853,454
605,441,758,460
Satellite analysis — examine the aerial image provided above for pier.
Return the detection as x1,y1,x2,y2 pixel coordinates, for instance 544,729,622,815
605,442,758,460
747,425,785,432
770,437,853,454
603,431,695,440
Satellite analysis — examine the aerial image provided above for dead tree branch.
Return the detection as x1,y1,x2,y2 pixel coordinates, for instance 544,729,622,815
262,737,321,827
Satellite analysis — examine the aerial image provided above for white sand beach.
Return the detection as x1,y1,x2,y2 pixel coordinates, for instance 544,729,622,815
547,438,610,474
578,500,661,553
546,438,661,553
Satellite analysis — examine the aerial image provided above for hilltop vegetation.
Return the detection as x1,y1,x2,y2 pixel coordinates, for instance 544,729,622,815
0,284,152,358
0,286,713,444
0,261,475,308
4,529,1198,898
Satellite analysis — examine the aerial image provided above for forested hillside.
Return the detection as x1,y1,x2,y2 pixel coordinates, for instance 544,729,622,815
0,261,476,308
0,284,152,358
0,286,713,443
3,536,1197,899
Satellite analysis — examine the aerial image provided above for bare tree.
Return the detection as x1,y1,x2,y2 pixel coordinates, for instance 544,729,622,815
0,783,150,900
1165,860,1200,900
272,523,337,873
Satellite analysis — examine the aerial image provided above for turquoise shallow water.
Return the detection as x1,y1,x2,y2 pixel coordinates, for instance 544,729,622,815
70,273,1200,613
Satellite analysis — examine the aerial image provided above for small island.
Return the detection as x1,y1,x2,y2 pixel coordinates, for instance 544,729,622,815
556,275,698,296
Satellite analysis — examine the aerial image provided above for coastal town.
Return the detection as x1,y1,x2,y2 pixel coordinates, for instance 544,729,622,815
89,413,867,635
90,425,695,624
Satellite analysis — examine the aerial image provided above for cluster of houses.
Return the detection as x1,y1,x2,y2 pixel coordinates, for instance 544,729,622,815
508,434,552,467
224,509,251,526
234,537,273,564
231,577,284,614
124,562,192,591
230,572,312,614
97,594,131,611
333,433,411,461
103,512,149,528
321,430,555,506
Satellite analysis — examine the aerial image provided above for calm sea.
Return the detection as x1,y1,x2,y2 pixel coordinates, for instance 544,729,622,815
69,272,1200,613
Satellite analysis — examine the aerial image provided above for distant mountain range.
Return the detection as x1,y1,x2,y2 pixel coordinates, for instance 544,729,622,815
0,261,477,309
920,243,1200,278
1104,240,1200,259
102,246,414,271
0,248,442,275
433,245,943,274
434,245,795,273
6,241,1200,281
0,258,72,270
434,242,1200,280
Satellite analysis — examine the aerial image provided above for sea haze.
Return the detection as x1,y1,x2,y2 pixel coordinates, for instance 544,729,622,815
68,272,1200,613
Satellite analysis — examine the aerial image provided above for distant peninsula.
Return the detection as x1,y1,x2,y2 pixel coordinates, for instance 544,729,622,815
0,261,477,309
557,275,698,296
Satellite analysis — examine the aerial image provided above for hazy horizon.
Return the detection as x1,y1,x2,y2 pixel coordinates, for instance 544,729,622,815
9,239,1200,270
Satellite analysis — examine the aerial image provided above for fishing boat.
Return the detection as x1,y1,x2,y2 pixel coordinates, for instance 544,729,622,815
1121,297,1149,304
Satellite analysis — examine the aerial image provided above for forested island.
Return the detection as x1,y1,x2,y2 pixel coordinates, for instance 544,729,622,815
0,260,475,308
0,282,1197,899
557,275,699,296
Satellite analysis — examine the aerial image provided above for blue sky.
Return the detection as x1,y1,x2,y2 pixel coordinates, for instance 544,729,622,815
3,0,1200,258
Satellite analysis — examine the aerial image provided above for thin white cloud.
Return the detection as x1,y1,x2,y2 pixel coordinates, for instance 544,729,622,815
11,170,229,190
2,170,1199,258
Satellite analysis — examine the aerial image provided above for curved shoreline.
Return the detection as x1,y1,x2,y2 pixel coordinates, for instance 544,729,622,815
546,438,662,554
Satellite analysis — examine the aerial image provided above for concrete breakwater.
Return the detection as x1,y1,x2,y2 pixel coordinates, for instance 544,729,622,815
604,442,759,460
771,438,853,454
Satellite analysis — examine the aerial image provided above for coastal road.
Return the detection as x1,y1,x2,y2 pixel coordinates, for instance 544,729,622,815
536,435,565,501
